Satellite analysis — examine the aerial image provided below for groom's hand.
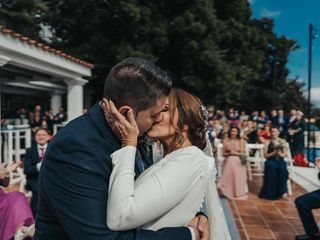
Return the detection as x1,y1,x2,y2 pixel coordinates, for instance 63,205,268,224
198,215,210,240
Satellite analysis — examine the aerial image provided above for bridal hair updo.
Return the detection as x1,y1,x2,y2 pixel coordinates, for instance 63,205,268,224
169,88,207,150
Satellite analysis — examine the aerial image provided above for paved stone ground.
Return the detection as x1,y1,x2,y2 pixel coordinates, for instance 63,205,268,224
4,173,320,240
229,176,320,240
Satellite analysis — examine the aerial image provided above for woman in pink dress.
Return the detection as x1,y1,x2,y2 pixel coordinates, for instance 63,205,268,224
217,126,248,200
0,162,35,240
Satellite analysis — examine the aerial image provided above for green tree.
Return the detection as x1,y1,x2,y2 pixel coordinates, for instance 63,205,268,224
42,0,170,95
213,0,299,111
0,0,47,39
280,78,308,111
2,0,308,113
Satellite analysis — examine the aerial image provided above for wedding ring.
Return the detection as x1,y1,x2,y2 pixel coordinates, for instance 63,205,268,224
109,119,114,124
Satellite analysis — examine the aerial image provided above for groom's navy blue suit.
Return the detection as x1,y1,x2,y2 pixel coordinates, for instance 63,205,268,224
34,103,191,240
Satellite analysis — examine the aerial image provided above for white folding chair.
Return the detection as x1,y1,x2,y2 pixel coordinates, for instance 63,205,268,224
245,143,265,181
246,141,293,195
284,142,294,195
215,142,224,177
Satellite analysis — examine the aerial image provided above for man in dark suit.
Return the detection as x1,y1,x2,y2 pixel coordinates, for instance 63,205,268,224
271,110,289,139
24,127,50,218
35,58,208,240
295,190,320,240
295,159,320,240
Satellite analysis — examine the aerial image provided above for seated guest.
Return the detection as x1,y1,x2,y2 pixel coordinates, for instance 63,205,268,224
295,159,320,240
243,121,258,144
250,111,259,122
259,126,288,200
54,106,67,123
239,111,248,121
29,105,43,132
277,110,289,139
24,128,50,217
257,123,270,143
258,110,269,126
0,162,35,240
270,109,278,125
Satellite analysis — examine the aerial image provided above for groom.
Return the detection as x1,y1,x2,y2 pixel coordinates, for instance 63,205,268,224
35,57,209,240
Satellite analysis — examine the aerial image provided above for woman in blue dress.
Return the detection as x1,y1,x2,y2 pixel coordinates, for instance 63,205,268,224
259,126,288,200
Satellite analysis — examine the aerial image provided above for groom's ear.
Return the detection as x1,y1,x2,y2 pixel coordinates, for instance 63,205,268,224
119,106,135,118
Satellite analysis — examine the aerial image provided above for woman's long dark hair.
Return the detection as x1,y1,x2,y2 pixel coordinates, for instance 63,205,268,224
168,88,207,150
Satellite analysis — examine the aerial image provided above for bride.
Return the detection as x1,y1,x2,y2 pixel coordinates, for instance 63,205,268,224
102,88,230,240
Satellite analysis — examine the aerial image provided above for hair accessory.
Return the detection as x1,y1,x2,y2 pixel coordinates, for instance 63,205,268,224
201,105,209,130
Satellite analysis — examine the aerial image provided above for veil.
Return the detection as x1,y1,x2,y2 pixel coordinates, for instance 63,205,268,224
203,131,214,157
203,132,231,240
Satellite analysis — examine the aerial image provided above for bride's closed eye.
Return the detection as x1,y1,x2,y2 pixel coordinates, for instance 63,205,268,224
151,105,169,120
162,106,169,112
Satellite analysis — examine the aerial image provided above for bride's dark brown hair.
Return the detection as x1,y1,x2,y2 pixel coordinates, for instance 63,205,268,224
168,88,207,150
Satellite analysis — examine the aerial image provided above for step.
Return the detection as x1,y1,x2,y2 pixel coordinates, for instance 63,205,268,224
292,166,320,192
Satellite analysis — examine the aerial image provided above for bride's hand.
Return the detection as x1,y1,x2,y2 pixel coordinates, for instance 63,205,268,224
102,98,139,147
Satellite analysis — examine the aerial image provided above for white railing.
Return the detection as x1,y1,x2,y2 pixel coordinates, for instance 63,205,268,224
0,125,31,192
53,123,67,135
1,125,31,164
304,131,320,148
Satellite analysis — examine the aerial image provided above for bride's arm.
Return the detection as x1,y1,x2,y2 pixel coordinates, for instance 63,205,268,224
102,99,203,232
107,147,202,231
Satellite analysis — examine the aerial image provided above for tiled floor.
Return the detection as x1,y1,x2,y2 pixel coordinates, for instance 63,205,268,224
229,175,320,240
4,172,319,240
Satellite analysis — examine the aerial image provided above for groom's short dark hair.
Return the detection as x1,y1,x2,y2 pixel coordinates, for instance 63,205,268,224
103,57,172,112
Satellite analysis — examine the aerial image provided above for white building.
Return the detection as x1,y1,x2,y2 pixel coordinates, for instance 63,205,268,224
0,27,94,121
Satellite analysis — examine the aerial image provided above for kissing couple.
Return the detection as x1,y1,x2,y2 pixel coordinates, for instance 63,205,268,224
35,57,231,240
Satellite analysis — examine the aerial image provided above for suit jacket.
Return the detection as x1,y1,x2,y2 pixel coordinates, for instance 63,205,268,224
24,146,42,191
34,102,191,240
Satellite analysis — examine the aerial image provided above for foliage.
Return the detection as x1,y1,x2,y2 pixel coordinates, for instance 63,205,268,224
1,0,308,113
0,0,48,39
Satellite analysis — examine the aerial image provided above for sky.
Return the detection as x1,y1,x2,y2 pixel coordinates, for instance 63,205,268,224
248,0,320,106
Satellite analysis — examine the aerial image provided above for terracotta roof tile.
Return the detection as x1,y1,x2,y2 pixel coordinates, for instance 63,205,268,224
0,27,94,69
28,39,37,45
20,36,29,42
12,33,21,38
2,29,13,33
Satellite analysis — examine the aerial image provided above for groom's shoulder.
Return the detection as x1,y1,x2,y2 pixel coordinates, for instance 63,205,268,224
49,113,117,155
48,115,100,153
45,114,114,168
54,114,98,140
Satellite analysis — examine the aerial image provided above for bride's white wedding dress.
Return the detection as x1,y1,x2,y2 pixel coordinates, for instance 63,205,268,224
107,145,231,240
